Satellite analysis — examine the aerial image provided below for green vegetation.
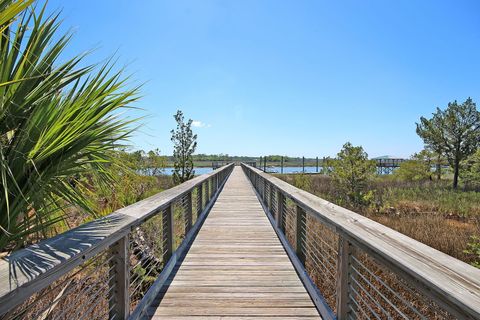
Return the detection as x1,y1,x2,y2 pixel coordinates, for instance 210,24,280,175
122,148,167,176
464,236,480,268
393,160,430,181
89,162,173,217
461,149,480,190
171,110,197,183
417,98,480,189
0,1,140,250
325,142,376,205
275,97,480,268
277,173,480,264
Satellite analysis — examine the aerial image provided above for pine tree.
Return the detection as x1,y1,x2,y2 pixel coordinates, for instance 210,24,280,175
416,98,480,188
171,110,197,183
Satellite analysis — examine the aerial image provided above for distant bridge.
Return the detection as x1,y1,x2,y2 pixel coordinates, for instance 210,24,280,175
374,158,406,174
0,164,478,319
248,157,407,174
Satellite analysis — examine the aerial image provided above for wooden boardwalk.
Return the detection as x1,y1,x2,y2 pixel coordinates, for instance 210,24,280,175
146,166,321,319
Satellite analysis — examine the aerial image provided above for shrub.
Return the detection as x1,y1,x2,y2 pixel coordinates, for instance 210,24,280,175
327,142,376,205
464,236,480,268
394,160,431,181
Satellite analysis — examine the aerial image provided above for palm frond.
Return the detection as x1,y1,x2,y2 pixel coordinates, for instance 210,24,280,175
0,1,141,249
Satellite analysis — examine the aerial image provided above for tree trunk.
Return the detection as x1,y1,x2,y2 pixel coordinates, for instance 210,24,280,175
453,159,460,189
436,154,441,180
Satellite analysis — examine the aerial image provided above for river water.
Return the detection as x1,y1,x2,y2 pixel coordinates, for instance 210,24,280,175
158,166,321,176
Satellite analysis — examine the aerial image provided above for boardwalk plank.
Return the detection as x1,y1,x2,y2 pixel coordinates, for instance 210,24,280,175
146,166,321,319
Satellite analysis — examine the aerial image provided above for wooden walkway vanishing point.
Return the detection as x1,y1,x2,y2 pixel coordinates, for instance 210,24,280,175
146,166,321,319
2,163,480,320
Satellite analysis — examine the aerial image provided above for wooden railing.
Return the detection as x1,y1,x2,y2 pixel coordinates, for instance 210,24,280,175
241,163,480,320
0,164,234,320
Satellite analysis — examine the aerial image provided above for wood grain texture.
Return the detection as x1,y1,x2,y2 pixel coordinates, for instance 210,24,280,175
146,167,321,319
0,165,234,317
242,163,480,320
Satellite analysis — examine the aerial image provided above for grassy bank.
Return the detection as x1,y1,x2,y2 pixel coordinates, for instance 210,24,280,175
276,173,480,264
52,173,175,239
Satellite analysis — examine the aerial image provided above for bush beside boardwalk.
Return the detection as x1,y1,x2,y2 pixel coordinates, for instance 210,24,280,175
276,173,480,265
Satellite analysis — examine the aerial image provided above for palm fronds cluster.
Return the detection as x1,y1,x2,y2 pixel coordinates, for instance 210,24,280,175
0,0,140,250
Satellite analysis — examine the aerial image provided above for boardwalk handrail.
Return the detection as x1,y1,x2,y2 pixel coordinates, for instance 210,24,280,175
241,163,480,320
0,163,234,319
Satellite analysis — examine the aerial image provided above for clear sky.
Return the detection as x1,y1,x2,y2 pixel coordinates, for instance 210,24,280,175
45,0,480,158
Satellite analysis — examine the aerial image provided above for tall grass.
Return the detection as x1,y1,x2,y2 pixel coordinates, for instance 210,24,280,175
277,174,480,264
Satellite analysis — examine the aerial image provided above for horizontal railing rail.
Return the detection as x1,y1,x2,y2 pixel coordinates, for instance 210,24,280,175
241,163,480,320
0,163,234,320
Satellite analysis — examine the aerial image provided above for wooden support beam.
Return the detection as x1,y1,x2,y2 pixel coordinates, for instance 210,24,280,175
336,235,352,320
197,183,203,214
109,236,130,319
268,184,274,213
206,178,211,201
185,192,193,233
163,204,174,260
296,205,307,265
276,190,285,231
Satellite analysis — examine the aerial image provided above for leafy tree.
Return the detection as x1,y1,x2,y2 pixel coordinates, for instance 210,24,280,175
0,2,140,249
461,149,480,190
328,142,376,204
417,98,480,188
394,160,430,181
171,110,197,183
147,149,167,176
412,149,434,180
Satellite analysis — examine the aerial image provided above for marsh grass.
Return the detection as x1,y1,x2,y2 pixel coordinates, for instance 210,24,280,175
277,174,480,265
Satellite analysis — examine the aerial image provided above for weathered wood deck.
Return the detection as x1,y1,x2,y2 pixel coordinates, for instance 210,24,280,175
145,166,321,319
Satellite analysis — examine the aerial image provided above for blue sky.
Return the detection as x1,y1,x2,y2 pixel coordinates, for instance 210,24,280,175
45,0,480,158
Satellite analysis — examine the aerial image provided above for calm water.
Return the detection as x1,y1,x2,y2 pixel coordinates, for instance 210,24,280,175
161,167,214,175
157,165,394,176
263,166,322,174
157,166,320,175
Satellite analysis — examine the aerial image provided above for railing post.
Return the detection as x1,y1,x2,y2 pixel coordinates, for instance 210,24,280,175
210,177,213,199
185,192,192,233
198,183,203,214
295,206,307,264
276,190,285,231
206,179,211,201
259,176,262,195
163,204,174,261
336,235,352,320
268,184,274,213
209,178,212,200
109,236,130,319
262,178,267,201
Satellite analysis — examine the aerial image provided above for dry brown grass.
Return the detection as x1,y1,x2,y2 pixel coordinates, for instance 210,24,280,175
277,173,480,265
276,195,459,319
366,212,479,263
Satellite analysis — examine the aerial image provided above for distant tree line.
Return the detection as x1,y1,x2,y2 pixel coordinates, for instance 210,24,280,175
323,97,480,195
120,149,167,176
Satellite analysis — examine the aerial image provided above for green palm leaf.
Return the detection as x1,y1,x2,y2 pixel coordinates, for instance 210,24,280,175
0,1,141,249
